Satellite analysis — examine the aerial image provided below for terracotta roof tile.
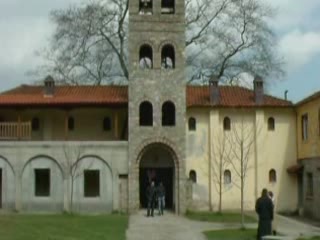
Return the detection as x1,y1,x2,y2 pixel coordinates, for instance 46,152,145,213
187,86,292,107
0,84,292,108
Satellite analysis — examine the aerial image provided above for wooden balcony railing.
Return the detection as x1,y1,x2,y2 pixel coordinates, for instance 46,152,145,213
0,122,31,140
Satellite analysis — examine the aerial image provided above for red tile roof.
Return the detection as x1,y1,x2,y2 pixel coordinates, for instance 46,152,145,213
0,84,292,108
187,86,292,107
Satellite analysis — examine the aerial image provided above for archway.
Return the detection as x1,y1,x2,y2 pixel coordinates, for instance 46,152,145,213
139,143,176,210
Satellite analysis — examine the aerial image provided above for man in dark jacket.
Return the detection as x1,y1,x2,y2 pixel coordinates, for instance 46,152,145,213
146,181,156,217
256,188,274,240
157,182,166,215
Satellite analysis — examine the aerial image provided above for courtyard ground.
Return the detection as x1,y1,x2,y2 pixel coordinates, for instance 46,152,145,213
0,214,128,240
126,211,320,240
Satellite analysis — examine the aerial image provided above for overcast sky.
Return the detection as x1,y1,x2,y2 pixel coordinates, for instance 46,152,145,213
0,0,320,103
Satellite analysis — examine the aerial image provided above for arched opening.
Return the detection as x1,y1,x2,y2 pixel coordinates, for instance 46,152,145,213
223,117,231,131
139,101,153,126
139,0,153,14
139,44,153,69
21,156,64,212
161,0,175,14
268,117,275,131
188,117,196,131
189,170,197,183
224,169,231,184
162,101,175,126
269,169,277,183
161,45,175,69
139,144,176,210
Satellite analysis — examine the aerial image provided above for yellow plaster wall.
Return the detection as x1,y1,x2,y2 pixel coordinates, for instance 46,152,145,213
186,107,298,212
296,99,320,159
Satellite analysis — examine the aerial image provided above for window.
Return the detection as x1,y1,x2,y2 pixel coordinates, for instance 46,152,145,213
162,101,175,126
103,117,112,131
223,117,231,131
161,0,175,14
84,170,100,197
306,172,313,198
302,114,308,140
224,170,231,184
139,101,153,126
188,117,196,131
268,117,275,131
189,170,197,183
139,0,152,14
139,44,153,69
318,108,320,136
269,169,277,183
161,45,175,69
35,169,50,197
32,117,40,131
68,117,74,131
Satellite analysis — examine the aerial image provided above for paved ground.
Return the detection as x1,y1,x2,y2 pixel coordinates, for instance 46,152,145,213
126,211,320,240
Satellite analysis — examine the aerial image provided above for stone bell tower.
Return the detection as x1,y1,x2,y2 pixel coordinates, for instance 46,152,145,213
127,0,187,214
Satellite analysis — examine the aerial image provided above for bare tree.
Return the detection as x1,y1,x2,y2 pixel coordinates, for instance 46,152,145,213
211,131,232,214
224,116,257,228
62,144,88,213
32,0,283,86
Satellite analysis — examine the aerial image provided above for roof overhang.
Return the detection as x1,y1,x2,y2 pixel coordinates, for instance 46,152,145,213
287,164,303,174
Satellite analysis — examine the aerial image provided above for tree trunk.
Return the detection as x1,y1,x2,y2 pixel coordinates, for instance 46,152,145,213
70,178,74,213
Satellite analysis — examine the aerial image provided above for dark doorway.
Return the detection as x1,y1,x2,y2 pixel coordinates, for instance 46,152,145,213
140,168,173,209
0,169,2,208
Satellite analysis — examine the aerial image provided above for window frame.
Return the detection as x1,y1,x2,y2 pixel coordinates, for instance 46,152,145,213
34,169,50,197
84,170,100,198
162,101,176,126
139,101,153,126
301,113,308,141
103,117,112,131
224,169,231,185
269,169,277,183
223,117,231,131
306,172,314,198
189,170,197,183
268,117,275,131
188,117,196,131
68,116,75,131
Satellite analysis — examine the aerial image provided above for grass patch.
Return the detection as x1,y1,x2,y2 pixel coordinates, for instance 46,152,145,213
205,229,257,240
186,211,256,223
0,214,128,240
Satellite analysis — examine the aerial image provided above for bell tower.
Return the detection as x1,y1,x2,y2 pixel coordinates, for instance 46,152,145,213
127,0,187,213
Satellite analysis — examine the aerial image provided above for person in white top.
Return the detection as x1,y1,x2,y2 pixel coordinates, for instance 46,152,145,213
268,191,277,235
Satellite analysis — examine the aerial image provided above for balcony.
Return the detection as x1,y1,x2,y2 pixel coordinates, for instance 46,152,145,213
0,122,31,140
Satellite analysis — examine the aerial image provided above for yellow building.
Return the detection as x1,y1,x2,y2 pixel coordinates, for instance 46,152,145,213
295,91,320,219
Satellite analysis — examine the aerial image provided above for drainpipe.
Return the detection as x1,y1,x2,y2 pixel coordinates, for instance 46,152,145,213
208,111,213,211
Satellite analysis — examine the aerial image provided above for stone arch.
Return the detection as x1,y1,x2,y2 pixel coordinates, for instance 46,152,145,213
71,155,113,213
21,155,64,212
161,44,175,69
134,137,181,167
0,156,15,210
133,138,181,212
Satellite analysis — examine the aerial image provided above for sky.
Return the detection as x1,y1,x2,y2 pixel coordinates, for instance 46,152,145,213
0,0,319,103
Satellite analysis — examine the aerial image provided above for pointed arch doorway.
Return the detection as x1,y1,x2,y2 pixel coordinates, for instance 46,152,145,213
139,143,177,210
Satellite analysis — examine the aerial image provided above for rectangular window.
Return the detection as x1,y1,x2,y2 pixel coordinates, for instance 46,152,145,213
302,114,308,140
318,108,320,136
306,172,314,198
35,169,50,197
84,170,100,197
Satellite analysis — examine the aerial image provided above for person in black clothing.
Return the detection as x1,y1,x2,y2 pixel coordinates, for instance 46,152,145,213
146,181,156,217
255,188,274,240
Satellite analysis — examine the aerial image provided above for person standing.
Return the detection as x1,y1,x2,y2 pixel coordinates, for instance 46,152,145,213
255,188,274,240
268,191,277,235
146,181,156,217
157,182,166,215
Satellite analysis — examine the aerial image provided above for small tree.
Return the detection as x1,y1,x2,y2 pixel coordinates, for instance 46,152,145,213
62,144,86,213
225,116,257,228
211,131,232,213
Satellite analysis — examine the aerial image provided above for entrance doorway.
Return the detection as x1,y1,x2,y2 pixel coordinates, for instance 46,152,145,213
139,144,175,210
0,168,2,208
